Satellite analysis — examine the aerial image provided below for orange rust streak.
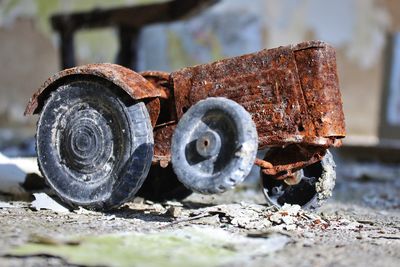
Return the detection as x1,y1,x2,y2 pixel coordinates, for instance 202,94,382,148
254,158,274,169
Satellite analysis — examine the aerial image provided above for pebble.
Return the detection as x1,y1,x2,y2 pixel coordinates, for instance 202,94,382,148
284,224,297,231
282,216,295,225
167,206,182,218
281,204,301,215
269,213,283,224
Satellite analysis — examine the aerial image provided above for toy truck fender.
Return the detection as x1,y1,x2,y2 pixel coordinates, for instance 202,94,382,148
24,63,162,116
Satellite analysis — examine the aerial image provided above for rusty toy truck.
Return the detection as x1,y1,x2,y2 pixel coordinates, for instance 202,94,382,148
25,40,345,210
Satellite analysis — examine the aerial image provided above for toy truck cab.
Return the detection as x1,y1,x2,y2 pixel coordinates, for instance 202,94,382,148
25,41,345,210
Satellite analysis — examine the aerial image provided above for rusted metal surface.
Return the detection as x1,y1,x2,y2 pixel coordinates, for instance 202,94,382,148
153,124,176,164
25,63,161,115
140,71,171,99
141,71,178,130
145,98,161,128
140,71,172,128
293,41,345,139
150,41,345,174
260,144,326,179
170,41,345,149
254,158,273,169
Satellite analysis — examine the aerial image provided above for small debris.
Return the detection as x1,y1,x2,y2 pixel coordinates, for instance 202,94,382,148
281,203,301,215
195,214,221,225
0,202,15,208
132,197,145,204
105,215,116,221
167,206,182,218
269,213,283,224
159,213,213,229
74,207,99,215
176,202,333,231
164,200,184,207
152,203,166,213
31,193,70,213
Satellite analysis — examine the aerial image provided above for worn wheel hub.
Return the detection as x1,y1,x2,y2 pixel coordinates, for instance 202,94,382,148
195,130,221,158
172,97,258,194
54,97,123,185
62,108,113,178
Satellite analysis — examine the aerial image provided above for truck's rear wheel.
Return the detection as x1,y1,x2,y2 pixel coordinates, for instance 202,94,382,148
36,78,153,210
261,150,336,209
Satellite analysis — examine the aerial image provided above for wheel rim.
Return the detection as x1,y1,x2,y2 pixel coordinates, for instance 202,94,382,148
37,79,153,208
172,97,258,194
61,106,113,178
51,93,127,187
182,111,238,176
261,150,336,209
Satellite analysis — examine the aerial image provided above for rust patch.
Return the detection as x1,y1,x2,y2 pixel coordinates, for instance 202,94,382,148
140,71,171,99
260,144,326,179
293,41,346,138
25,63,161,115
170,41,345,148
145,98,161,128
140,71,170,82
153,124,176,164
254,158,274,169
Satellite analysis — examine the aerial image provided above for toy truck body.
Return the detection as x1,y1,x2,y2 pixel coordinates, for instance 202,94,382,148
25,40,345,210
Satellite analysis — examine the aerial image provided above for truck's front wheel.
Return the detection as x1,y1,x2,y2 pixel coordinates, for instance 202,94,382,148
36,78,154,210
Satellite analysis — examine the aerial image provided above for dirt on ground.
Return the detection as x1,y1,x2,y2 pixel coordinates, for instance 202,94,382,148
0,176,399,267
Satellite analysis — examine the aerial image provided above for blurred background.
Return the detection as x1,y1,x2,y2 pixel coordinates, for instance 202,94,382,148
0,0,400,163
1,3,399,265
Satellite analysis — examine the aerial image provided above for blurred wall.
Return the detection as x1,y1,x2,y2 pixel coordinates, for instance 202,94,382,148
138,0,398,141
0,0,400,145
0,18,57,129
0,0,129,143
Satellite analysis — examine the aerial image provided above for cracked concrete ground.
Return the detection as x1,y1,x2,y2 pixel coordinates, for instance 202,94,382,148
0,175,399,267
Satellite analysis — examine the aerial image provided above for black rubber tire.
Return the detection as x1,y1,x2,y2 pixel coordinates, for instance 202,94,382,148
137,164,192,202
36,78,154,210
171,97,258,194
261,150,336,209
